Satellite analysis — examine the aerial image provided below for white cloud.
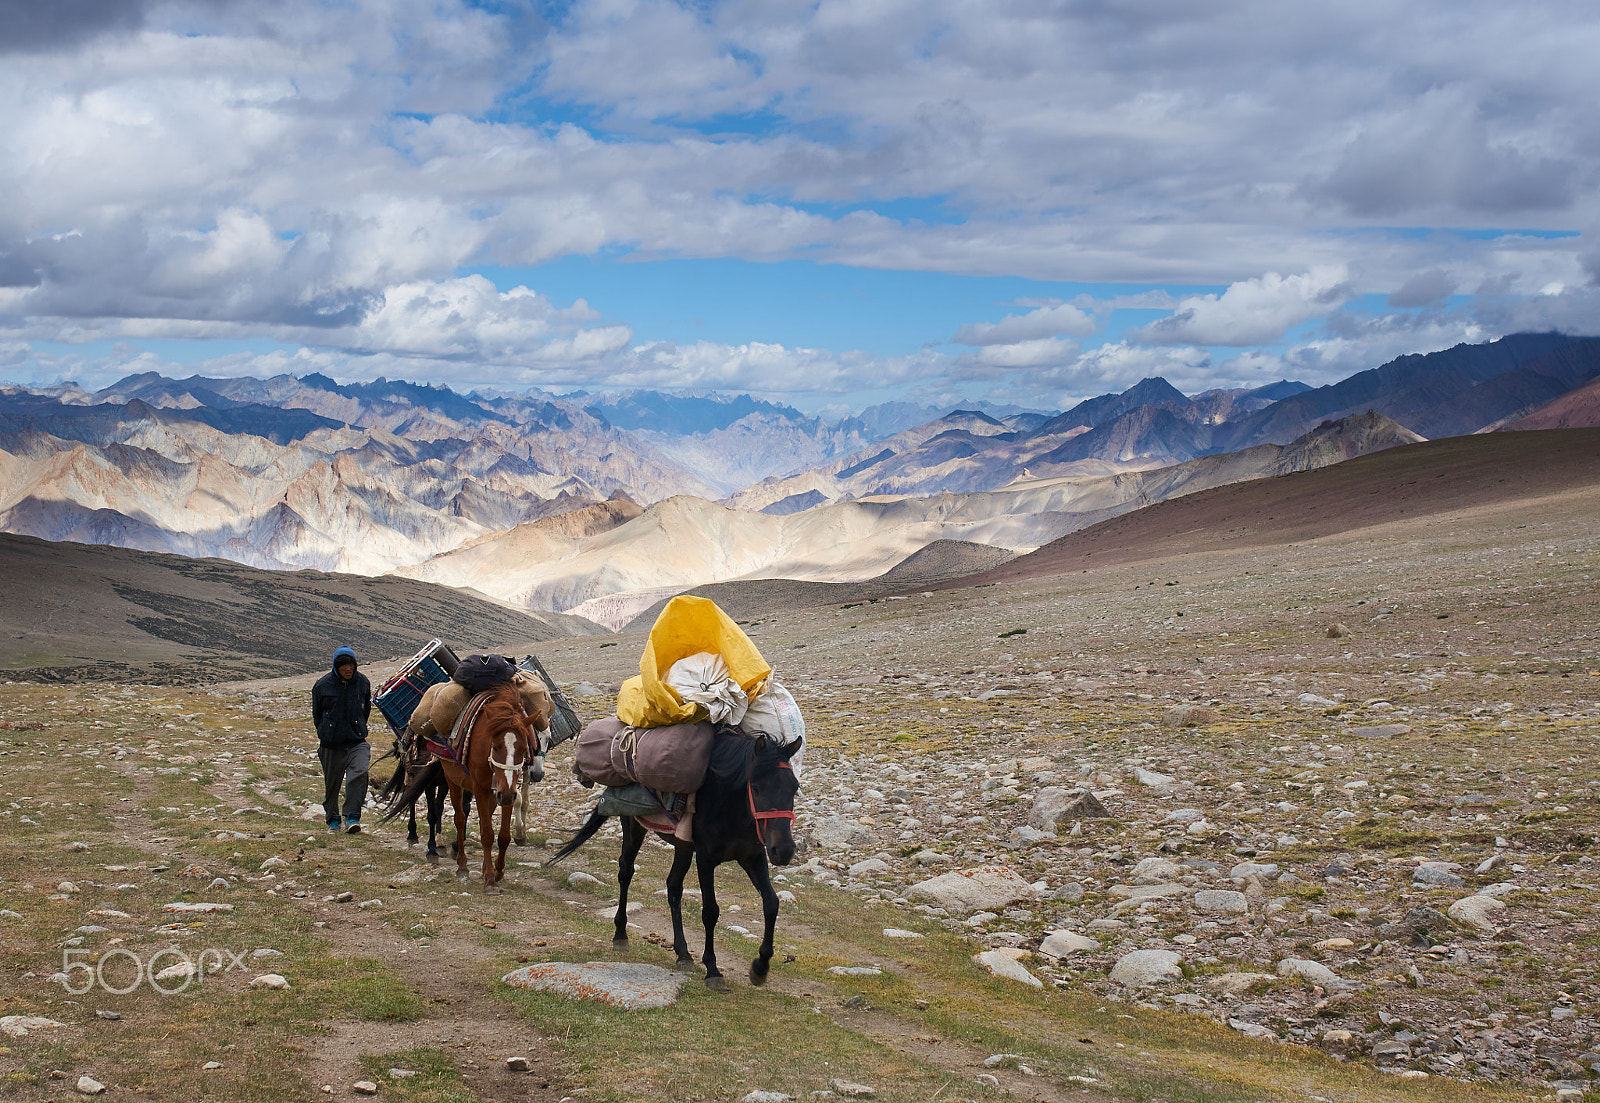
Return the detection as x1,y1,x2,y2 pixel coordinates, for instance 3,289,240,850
0,0,1598,407
953,304,1098,346
1134,267,1355,347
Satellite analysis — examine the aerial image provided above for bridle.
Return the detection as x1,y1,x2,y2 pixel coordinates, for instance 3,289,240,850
749,759,795,848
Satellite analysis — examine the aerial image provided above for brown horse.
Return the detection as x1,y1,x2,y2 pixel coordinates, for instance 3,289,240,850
385,683,539,893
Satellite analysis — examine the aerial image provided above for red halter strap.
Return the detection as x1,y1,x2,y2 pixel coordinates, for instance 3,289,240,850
749,760,795,848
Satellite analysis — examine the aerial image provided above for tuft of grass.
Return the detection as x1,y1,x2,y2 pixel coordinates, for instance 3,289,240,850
358,1048,476,1103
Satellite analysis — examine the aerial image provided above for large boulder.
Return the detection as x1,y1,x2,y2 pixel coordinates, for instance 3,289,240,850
1110,949,1182,987
908,866,1035,914
810,817,877,850
1447,894,1506,933
1027,787,1110,830
501,962,687,1010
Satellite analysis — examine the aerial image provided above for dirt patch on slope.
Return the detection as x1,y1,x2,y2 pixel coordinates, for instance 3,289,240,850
943,427,1600,587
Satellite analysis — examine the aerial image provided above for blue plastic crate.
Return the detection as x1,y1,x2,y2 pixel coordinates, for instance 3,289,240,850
375,641,457,734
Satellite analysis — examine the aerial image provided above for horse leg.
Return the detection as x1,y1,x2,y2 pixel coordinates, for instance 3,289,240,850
406,800,419,847
478,787,500,893
450,783,469,881
494,794,511,886
696,852,726,991
511,764,530,847
740,853,780,986
425,779,442,861
612,818,645,949
663,841,697,972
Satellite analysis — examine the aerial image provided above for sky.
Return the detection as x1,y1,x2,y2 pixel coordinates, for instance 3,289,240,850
2,0,1599,415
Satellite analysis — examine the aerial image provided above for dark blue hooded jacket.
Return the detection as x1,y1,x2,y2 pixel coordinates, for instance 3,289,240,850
312,646,372,746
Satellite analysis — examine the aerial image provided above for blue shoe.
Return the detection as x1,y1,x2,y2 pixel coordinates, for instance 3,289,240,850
327,821,341,833
344,819,362,834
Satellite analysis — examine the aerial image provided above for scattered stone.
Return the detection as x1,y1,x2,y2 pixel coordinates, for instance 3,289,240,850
566,871,603,888
1008,825,1053,846
357,898,383,909
1326,623,1352,638
830,967,883,976
1447,894,1506,933
1376,904,1450,942
883,928,923,939
260,856,288,869
162,902,233,914
76,1076,106,1096
1207,972,1276,997
94,1011,120,1021
740,1092,792,1103
910,849,950,866
388,1069,417,1079
1411,862,1464,887
352,1081,379,1095
505,1056,531,1072
1475,853,1506,873
1110,949,1182,987
1352,724,1412,738
1230,861,1278,880
177,864,209,879
811,817,878,849
1132,856,1181,878
1229,1019,1278,1040
1160,808,1205,824
1322,1028,1354,1051
908,866,1034,914
1194,889,1249,914
251,948,283,959
250,974,290,990
827,1080,877,1099
1109,883,1187,903
1039,930,1098,957
203,1061,222,1070
207,878,230,891
1298,693,1338,708
501,962,688,1010
1162,705,1221,726
1132,767,1176,787
848,858,890,878
1,1015,67,1037
974,950,1043,988
1277,958,1342,987
1028,787,1109,830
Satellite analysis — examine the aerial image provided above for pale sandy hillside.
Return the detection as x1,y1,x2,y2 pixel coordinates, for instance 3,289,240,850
402,413,1422,622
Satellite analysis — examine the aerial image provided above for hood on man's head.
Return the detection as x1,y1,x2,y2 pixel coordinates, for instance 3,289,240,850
332,646,358,676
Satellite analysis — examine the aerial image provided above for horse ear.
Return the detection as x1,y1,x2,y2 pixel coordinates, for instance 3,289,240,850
777,738,800,761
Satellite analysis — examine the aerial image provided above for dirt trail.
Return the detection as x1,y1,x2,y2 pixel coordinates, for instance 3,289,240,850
101,749,572,1103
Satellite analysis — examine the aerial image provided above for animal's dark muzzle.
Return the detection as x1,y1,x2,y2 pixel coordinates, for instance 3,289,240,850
764,822,796,866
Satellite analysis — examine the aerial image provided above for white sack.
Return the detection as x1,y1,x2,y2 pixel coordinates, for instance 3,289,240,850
665,651,749,726
742,678,806,775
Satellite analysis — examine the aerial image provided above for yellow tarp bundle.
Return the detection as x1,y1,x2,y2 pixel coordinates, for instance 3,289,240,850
615,595,770,728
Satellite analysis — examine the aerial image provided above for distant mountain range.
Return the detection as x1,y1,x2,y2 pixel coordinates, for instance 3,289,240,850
397,410,1424,628
2,332,1597,612
732,333,1600,511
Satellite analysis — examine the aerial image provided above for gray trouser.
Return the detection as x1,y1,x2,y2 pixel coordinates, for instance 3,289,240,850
319,741,370,825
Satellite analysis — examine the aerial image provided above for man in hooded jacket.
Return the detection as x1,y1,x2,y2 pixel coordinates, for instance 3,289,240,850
313,646,372,833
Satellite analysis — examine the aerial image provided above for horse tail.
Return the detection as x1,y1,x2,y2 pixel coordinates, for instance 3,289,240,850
545,809,609,866
376,745,411,803
380,758,441,824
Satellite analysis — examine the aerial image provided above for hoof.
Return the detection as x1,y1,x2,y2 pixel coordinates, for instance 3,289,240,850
455,869,469,882
749,960,770,987
705,975,729,992
612,937,630,950
484,883,503,896
512,838,527,847
675,956,698,974
406,839,419,848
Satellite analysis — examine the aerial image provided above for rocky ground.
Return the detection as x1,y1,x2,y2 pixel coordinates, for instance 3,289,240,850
2,479,1596,1101
537,482,1600,1097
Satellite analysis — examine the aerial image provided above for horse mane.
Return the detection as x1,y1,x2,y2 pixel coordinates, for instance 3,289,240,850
473,682,529,739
